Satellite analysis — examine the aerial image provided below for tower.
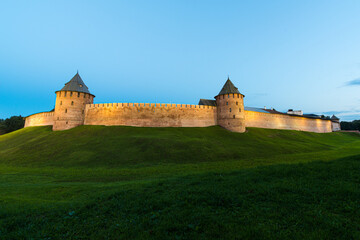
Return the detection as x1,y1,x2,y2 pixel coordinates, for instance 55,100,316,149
215,77,245,132
53,72,95,131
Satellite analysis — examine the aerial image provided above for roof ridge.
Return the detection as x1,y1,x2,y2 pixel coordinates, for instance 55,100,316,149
217,78,242,96
58,72,92,95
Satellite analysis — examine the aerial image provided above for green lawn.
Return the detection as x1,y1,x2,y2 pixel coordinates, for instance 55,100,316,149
0,126,359,239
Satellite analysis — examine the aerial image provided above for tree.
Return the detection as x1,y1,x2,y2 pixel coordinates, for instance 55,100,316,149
0,116,25,135
340,120,360,131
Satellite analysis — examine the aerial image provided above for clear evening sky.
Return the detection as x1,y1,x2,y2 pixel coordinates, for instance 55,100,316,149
1,0,360,121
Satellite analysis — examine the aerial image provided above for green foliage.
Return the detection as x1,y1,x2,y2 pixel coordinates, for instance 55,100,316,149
0,116,24,135
0,126,359,239
341,120,360,130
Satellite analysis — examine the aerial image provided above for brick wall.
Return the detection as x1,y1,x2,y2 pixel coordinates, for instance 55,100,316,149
245,110,332,133
84,103,217,127
24,111,54,127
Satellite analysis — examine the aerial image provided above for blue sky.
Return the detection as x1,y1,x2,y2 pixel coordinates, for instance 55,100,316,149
1,0,360,121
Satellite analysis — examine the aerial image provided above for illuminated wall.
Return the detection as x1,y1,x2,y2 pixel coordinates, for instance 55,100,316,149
245,110,332,133
84,103,217,127
24,104,336,133
24,111,54,127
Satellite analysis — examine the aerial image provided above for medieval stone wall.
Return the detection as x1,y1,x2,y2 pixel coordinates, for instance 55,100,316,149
83,103,217,127
53,91,94,131
24,104,336,133
244,110,332,133
24,111,54,127
216,93,245,132
331,122,341,131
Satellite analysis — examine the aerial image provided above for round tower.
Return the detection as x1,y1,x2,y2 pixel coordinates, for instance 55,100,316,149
215,77,245,132
53,72,95,131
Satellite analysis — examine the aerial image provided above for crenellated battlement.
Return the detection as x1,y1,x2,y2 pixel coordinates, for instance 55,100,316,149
86,103,216,109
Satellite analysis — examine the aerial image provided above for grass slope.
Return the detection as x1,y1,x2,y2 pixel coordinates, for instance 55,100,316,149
0,126,359,239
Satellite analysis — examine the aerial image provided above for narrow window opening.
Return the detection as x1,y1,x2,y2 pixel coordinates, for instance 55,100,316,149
233,94,234,98
60,101,62,105
239,108,241,112
228,94,229,98
83,93,86,98
78,92,80,97
64,92,67,97
65,109,67,113
236,102,238,105
82,110,84,114
66,121,68,124
71,101,74,105
233,115,235,119
237,94,239,98
230,108,232,112
226,102,228,105
70,92,73,97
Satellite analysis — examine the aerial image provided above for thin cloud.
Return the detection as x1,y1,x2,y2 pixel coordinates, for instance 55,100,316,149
345,78,360,86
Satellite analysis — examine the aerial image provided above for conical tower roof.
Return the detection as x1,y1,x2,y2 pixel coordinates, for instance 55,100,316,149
216,77,243,96
58,72,92,95
331,115,339,120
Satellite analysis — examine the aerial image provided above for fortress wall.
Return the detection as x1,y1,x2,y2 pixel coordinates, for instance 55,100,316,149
332,122,341,131
24,111,54,127
245,110,332,133
84,103,217,127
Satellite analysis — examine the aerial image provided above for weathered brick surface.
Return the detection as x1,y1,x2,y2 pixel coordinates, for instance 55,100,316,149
52,91,94,131
24,112,54,127
84,103,217,127
244,110,332,133
216,93,245,132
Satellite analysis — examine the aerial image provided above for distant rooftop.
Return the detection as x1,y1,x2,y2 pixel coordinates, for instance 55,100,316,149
198,99,217,106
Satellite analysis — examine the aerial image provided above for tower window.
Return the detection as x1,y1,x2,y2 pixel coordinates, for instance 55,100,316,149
236,102,238,105
70,92,73,97
233,115,235,119
64,92,67,97
226,102,228,105
71,101,74,105
59,92,61,97
82,110,84,114
78,92,80,97
65,109,67,113
239,108,241,112
233,94,234,98
230,108,232,112
66,121,68,124
237,94,239,98
83,93,86,98
228,94,229,98
60,101,62,105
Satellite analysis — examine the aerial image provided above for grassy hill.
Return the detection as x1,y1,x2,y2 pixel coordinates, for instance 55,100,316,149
0,126,359,239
